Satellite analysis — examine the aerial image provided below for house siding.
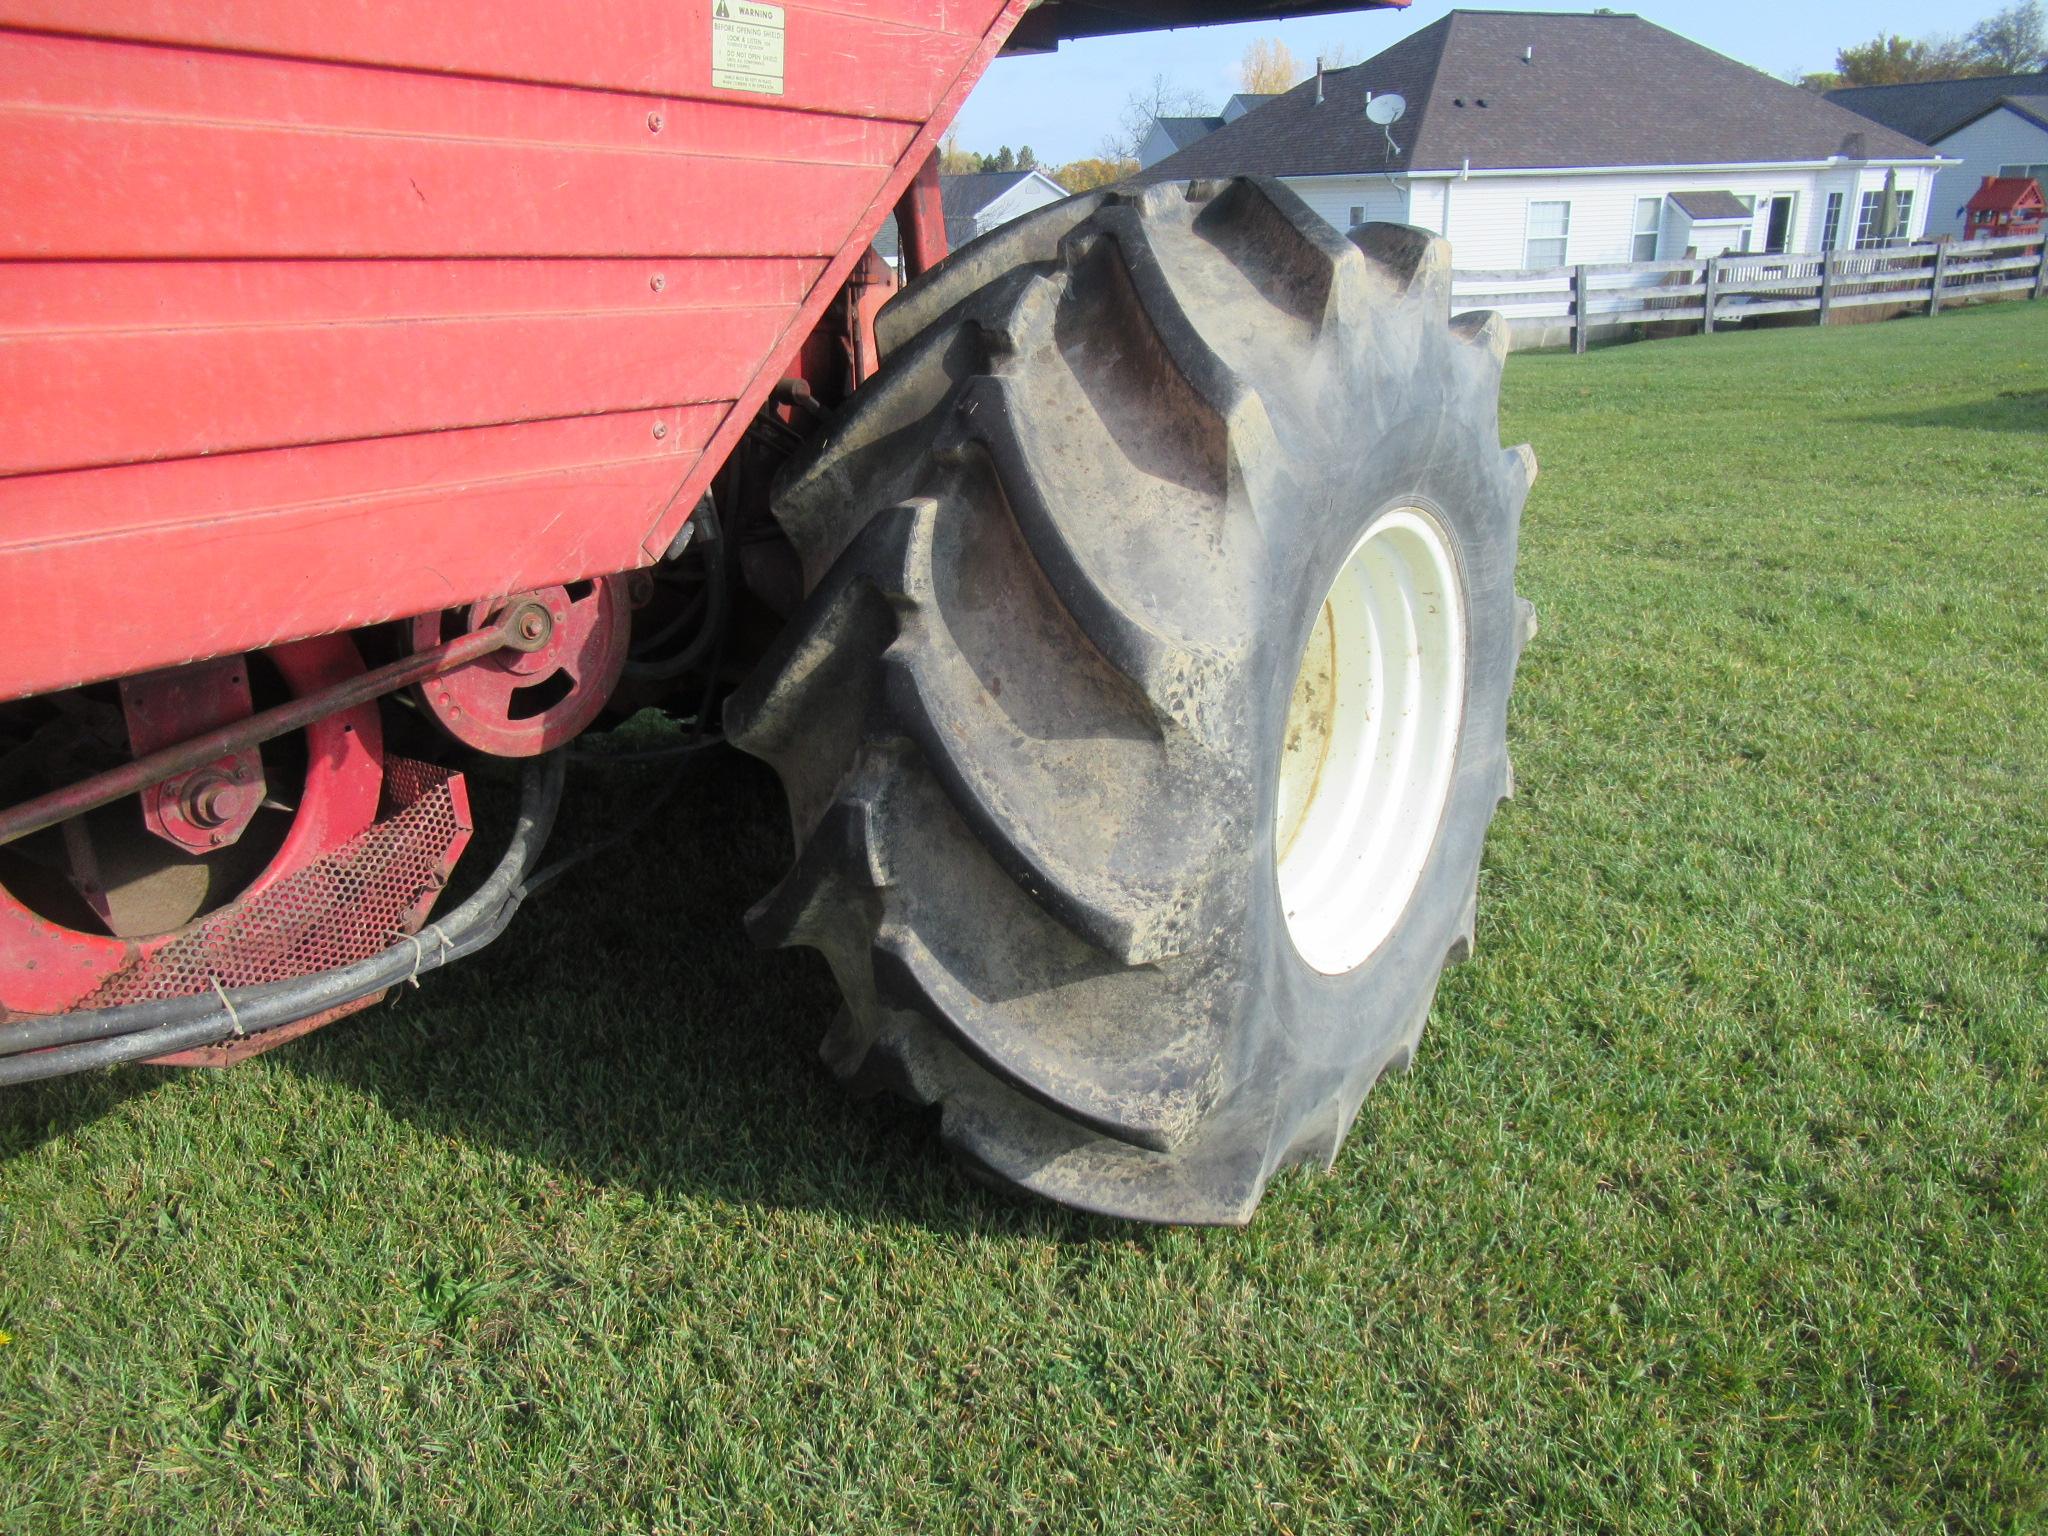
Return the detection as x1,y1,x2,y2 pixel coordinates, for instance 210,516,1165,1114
1281,164,1937,270
1933,107,2048,238
1282,175,1408,234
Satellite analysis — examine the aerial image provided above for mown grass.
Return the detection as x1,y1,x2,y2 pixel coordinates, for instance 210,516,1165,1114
4,301,2045,1533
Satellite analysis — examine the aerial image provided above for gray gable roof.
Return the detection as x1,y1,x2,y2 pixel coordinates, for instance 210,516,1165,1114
1669,189,1750,220
1154,115,1226,149
1146,10,1939,180
2007,94,2048,132
939,171,1036,220
1828,72,2048,144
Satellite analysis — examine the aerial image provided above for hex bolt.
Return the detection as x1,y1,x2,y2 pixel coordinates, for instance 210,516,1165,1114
502,600,555,654
182,773,233,829
650,273,666,292
652,420,668,440
647,111,664,133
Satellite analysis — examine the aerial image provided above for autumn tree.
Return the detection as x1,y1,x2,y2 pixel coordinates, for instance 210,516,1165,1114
1238,37,1300,94
1052,156,1138,192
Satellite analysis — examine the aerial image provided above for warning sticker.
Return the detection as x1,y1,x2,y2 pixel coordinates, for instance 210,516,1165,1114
712,0,785,95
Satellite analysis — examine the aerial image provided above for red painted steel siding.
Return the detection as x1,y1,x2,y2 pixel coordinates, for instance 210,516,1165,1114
0,0,1024,701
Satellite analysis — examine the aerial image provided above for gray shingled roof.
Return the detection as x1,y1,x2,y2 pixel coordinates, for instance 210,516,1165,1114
1828,72,2048,144
1670,190,1750,220
939,171,1037,220
1154,115,1226,149
1995,93,2048,133
1146,10,1940,180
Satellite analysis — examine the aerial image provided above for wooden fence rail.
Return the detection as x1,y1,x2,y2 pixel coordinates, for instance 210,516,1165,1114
1451,235,2047,352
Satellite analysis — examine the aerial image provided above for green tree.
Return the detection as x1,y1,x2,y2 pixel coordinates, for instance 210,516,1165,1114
1968,1,2048,69
1016,145,1038,171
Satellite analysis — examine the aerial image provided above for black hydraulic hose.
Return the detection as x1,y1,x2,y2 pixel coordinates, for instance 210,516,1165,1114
0,752,567,1084
620,532,729,682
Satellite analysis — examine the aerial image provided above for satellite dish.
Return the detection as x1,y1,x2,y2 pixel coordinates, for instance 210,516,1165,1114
1365,93,1407,126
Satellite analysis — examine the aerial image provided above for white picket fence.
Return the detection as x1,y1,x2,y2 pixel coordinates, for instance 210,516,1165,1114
1451,234,2046,352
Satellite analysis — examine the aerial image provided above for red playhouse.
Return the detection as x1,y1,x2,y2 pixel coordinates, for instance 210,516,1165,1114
1965,176,2046,241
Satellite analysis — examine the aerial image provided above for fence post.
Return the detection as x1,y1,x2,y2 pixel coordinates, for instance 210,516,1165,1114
1928,242,1948,317
1572,265,1589,354
1702,257,1718,335
2035,238,2047,301
1818,251,1835,325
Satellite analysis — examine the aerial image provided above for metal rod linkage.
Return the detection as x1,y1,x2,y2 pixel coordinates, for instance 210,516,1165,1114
0,599,552,849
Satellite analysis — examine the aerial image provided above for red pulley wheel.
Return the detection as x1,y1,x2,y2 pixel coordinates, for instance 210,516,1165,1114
0,634,385,1017
411,579,632,757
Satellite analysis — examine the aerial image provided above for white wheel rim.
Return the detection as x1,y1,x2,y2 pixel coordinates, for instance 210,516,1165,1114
1275,507,1466,975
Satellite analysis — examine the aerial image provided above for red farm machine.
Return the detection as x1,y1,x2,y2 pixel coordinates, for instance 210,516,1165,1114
0,0,1537,1222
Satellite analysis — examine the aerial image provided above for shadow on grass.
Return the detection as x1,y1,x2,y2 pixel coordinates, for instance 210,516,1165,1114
1854,387,2048,434
271,748,1126,1242
0,1065,164,1161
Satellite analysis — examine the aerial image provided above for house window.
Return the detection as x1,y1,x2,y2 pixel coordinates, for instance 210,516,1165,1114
1998,163,2048,181
1632,197,1662,262
1820,191,1844,252
1348,205,1365,227
1854,188,1917,248
1524,200,1571,268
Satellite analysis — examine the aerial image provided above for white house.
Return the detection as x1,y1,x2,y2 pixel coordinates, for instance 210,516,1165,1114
872,169,1069,270
1830,73,2048,239
1144,11,1948,270
1139,95,1277,169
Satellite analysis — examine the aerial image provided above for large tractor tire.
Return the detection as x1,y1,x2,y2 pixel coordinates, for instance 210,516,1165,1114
727,178,1538,1223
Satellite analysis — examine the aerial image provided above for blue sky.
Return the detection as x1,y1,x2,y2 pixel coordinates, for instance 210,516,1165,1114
949,1,1972,166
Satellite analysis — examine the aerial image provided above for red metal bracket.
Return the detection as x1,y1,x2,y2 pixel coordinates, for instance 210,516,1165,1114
894,150,949,281
118,658,267,855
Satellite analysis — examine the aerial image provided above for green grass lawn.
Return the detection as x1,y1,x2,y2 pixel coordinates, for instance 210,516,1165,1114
5,301,2046,1533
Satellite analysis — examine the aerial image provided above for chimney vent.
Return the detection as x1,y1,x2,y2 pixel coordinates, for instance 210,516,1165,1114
1314,56,1325,105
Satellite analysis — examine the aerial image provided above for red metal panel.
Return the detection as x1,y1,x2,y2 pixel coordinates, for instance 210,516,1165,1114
1,113,890,259
2,29,917,159
0,2,967,118
3,408,724,697
5,304,787,474
2,407,722,548
4,256,820,332
0,0,1028,702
